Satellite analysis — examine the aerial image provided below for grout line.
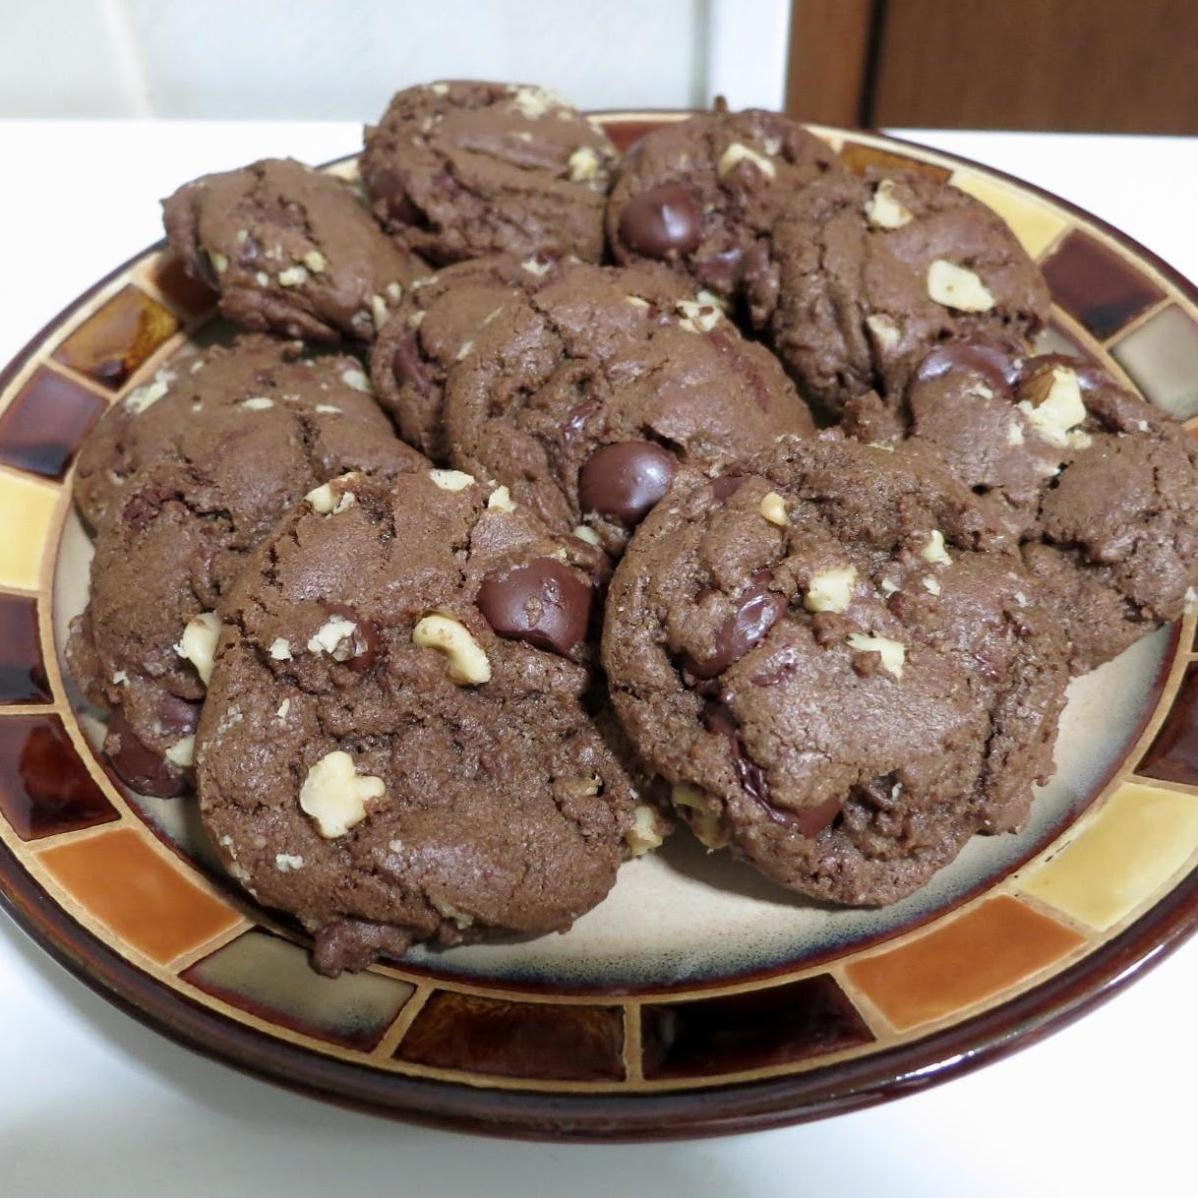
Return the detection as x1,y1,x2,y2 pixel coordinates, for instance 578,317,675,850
167,916,253,974
0,702,62,717
28,818,124,852
371,984,433,1059
1103,296,1173,350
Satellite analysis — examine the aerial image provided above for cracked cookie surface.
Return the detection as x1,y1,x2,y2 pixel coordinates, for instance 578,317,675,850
196,468,641,974
361,81,616,266
606,106,844,302
67,335,424,796
440,259,816,555
745,171,1049,417
602,436,1069,905
163,158,428,342
844,340,1198,670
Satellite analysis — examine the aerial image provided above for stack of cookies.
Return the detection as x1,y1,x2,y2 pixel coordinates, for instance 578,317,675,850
67,82,1198,975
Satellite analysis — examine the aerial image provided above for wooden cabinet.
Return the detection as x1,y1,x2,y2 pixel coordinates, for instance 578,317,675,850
787,0,1198,133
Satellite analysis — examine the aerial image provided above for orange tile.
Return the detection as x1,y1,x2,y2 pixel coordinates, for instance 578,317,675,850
38,827,241,965
839,141,952,183
845,895,1085,1032
52,285,179,390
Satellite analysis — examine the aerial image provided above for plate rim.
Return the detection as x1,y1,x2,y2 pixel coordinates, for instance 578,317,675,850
2,115,1197,1141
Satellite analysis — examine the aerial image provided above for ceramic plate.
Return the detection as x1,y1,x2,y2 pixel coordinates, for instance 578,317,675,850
3,115,1198,1141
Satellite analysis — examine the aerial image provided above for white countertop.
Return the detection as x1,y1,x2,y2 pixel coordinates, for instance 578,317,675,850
2,122,1196,1198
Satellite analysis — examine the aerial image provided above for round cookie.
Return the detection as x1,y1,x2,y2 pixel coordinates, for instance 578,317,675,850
371,254,558,460
163,158,429,342
602,437,1069,906
196,468,649,975
845,340,1198,670
442,260,817,554
67,338,425,797
361,81,617,266
74,334,398,530
606,106,844,300
744,171,1050,417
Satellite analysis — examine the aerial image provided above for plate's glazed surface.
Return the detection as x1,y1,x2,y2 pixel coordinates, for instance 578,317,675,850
4,117,1198,1140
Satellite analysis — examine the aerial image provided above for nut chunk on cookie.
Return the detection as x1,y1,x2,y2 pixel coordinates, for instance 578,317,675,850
440,259,816,555
844,339,1198,671
361,81,617,266
606,104,844,300
602,437,1069,907
162,158,429,342
67,335,425,798
744,171,1049,417
196,469,643,975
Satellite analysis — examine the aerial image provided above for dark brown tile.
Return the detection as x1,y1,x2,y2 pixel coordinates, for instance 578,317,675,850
397,992,625,1081
1140,661,1198,785
840,141,952,182
52,286,179,389
0,367,107,479
0,715,117,840
0,595,51,704
641,974,873,1080
1041,230,1164,341
143,252,218,320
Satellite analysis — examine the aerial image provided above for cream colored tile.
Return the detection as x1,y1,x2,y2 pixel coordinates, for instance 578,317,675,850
950,170,1069,259
0,470,60,591
1019,782,1198,931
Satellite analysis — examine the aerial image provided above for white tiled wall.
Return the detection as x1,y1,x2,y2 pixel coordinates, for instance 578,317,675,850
2,0,791,120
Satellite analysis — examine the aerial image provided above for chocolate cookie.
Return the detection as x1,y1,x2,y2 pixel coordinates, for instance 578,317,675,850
361,81,616,266
745,171,1050,416
602,437,1068,905
845,341,1198,669
606,106,843,301
163,158,429,342
441,260,816,554
371,254,557,460
67,337,425,797
74,334,398,530
196,468,650,975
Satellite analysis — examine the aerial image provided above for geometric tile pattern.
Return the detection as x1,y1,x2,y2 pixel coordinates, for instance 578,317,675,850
1042,229,1165,341
1111,305,1198,420
397,992,626,1081
641,974,873,1078
0,119,1196,1138
51,284,178,389
0,367,106,479
183,930,413,1051
0,714,116,839
0,593,51,704
845,896,1085,1032
1019,783,1198,932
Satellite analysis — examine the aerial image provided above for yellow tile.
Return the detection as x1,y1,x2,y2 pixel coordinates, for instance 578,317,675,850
0,469,60,590
949,170,1069,259
1019,782,1198,930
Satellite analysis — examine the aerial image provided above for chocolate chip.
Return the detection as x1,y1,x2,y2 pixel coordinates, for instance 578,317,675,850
104,710,187,797
686,571,786,679
578,441,676,524
694,246,744,291
477,557,593,657
910,338,1024,396
618,182,703,259
701,698,839,835
391,333,432,397
156,693,201,738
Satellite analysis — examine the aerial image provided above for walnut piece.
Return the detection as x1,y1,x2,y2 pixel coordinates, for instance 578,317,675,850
299,749,385,839
412,614,491,685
